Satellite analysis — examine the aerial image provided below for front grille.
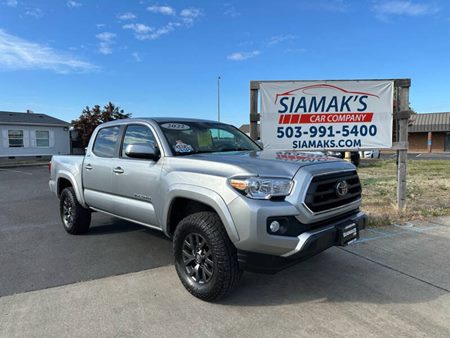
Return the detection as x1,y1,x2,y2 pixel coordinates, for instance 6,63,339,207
304,170,361,213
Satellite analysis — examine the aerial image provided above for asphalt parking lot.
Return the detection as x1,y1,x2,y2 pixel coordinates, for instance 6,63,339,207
1,165,450,337
0,165,172,297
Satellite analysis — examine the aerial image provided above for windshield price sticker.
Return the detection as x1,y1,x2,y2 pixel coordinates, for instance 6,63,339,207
260,81,394,150
161,123,191,130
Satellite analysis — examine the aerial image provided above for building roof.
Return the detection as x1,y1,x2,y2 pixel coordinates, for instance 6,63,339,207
0,111,70,127
239,123,260,137
409,112,450,133
239,124,250,134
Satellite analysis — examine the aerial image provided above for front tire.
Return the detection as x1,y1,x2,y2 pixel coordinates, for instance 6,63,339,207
173,211,242,301
59,187,91,235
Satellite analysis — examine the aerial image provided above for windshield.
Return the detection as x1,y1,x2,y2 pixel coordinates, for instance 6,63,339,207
157,121,261,156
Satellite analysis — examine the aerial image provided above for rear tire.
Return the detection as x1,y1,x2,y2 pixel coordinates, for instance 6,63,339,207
173,211,242,301
59,187,91,235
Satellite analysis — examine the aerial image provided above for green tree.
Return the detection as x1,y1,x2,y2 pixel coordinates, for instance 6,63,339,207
71,102,131,147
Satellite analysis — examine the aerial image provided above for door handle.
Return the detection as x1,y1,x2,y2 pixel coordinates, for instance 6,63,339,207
85,164,93,170
113,167,124,174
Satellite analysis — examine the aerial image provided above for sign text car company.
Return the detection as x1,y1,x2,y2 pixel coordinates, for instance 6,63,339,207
260,81,394,150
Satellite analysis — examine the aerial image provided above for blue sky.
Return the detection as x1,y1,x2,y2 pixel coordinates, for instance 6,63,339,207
1,0,449,127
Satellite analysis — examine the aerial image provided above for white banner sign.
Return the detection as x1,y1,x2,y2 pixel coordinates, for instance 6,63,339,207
260,80,393,150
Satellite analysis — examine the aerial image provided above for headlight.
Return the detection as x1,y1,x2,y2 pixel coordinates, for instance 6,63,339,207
229,177,293,200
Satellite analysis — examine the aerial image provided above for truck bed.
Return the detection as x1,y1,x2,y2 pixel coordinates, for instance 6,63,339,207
49,155,85,203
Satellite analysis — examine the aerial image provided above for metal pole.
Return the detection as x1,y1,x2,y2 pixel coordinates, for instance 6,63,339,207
217,76,221,122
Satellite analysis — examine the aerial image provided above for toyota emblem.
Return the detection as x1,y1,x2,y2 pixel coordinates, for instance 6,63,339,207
336,180,349,197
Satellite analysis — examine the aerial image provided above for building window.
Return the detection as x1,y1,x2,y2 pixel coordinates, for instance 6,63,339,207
36,130,50,147
8,130,24,147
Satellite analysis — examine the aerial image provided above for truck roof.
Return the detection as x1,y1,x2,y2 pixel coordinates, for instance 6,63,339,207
128,117,225,124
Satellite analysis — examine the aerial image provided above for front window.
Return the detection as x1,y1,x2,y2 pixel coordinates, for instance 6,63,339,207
36,131,49,147
158,121,261,155
8,130,24,147
92,126,120,157
121,124,157,157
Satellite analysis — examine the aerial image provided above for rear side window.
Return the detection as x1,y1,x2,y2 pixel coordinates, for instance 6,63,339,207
121,124,157,157
93,126,120,157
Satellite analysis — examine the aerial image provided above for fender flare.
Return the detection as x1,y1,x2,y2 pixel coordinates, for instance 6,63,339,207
163,184,240,243
56,171,88,208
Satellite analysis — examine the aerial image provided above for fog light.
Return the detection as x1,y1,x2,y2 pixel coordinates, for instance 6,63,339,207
269,220,280,233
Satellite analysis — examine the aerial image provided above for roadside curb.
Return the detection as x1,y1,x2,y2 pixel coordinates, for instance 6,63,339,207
368,215,450,229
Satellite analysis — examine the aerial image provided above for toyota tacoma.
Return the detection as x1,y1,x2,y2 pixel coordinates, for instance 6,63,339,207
49,118,367,301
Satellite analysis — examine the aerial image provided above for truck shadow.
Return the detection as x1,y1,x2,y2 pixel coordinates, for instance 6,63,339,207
86,215,169,241
82,216,448,308
220,247,448,307
87,220,143,235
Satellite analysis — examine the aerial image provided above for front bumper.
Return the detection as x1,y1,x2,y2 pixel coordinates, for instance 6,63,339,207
237,211,367,274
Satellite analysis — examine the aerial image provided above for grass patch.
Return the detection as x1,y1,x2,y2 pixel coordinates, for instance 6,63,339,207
358,159,450,226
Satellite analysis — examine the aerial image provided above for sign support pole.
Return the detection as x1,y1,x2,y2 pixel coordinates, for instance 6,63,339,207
396,81,411,211
250,85,259,140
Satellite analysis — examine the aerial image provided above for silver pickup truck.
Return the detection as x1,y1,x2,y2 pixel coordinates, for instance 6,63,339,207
49,118,367,301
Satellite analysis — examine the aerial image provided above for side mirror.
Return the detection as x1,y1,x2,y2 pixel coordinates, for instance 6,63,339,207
125,144,160,160
256,140,264,149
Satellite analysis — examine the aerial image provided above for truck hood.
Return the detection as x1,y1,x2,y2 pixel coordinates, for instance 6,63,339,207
182,150,344,179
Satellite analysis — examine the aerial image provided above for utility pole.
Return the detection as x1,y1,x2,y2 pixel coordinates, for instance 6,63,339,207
217,76,221,122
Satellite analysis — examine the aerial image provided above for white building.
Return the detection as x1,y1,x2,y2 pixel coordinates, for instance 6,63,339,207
0,111,70,158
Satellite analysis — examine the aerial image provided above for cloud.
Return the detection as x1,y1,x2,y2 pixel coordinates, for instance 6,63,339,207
132,52,142,62
122,23,153,40
0,29,96,73
224,3,240,17
373,1,440,20
123,7,202,41
180,8,202,24
118,12,136,20
150,22,181,39
123,22,183,40
96,32,116,41
147,5,175,16
96,32,116,55
66,1,82,8
227,50,260,61
5,0,18,7
25,7,43,18
267,35,296,47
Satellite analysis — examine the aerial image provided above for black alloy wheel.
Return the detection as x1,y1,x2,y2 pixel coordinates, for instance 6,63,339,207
173,211,242,301
59,187,91,235
182,233,214,284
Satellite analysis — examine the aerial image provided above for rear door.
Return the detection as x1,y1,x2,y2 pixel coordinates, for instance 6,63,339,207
111,123,163,227
83,125,121,213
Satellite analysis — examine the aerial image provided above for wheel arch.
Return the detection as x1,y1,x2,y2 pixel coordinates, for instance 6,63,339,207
57,177,72,197
164,185,240,243
56,171,87,208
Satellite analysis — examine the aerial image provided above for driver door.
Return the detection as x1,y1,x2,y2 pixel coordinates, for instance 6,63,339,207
111,124,163,228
